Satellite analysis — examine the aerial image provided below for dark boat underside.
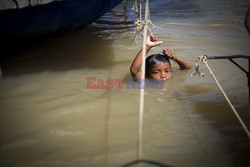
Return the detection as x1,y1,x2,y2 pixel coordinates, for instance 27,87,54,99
0,0,124,41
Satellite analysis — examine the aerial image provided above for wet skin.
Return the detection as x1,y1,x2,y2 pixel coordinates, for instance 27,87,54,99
149,62,172,81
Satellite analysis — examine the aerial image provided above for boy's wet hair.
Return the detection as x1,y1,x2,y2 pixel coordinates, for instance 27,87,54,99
146,54,171,77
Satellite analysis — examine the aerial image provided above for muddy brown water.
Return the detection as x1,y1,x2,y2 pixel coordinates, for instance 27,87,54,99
0,0,250,166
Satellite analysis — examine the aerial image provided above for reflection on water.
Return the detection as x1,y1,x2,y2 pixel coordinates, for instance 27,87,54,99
0,0,250,166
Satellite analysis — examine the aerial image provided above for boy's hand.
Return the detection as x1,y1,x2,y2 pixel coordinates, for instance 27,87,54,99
146,35,163,47
163,49,177,60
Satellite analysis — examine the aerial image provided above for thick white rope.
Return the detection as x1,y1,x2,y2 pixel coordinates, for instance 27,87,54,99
139,0,148,161
133,0,157,45
134,0,150,161
192,55,250,139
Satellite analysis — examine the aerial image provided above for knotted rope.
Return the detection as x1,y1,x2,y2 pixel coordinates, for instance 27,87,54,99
191,55,206,77
133,0,157,45
192,55,250,139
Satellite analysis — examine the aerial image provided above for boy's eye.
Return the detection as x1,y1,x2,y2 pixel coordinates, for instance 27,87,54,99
152,71,159,74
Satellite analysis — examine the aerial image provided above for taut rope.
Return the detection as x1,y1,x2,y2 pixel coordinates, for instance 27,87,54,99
192,55,250,139
134,0,152,161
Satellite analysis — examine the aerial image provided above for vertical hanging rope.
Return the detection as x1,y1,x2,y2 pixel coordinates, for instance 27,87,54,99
134,0,157,44
134,0,143,43
135,0,150,161
133,0,162,162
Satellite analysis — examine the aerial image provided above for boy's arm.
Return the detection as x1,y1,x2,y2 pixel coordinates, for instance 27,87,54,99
163,49,192,70
130,35,163,79
130,46,151,79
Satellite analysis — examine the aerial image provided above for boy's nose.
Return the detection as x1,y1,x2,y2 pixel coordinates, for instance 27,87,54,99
160,72,167,79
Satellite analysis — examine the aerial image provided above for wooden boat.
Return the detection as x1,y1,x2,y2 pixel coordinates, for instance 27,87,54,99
0,0,124,41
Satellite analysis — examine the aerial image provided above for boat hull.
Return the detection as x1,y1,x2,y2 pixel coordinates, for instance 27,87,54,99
0,0,124,41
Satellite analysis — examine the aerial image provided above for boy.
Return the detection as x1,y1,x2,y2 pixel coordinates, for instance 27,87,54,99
130,35,192,80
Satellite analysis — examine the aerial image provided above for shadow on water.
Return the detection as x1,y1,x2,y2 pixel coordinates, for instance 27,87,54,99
181,84,250,166
194,101,250,166
0,25,115,76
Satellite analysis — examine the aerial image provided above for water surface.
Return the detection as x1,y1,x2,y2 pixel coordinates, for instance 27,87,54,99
0,0,250,166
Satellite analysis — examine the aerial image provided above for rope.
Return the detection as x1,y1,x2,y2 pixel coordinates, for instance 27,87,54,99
191,55,206,77
134,0,143,43
133,0,166,162
192,55,250,139
133,0,157,45
133,0,151,161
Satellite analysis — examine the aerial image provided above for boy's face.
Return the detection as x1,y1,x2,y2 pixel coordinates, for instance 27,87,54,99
149,62,172,81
